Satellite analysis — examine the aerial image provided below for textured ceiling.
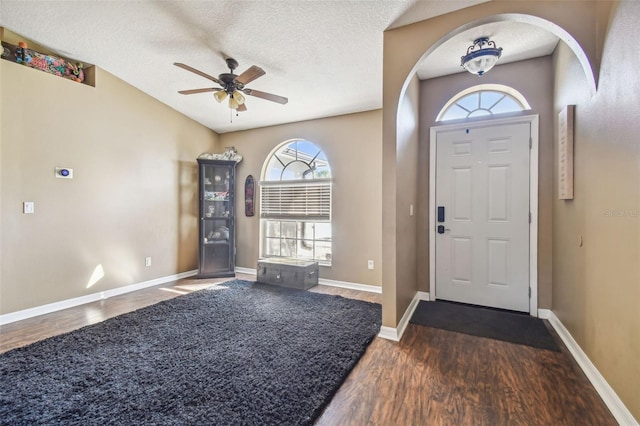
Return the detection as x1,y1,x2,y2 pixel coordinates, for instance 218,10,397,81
0,0,559,134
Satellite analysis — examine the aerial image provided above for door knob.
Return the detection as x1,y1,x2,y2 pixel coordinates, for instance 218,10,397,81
437,225,451,234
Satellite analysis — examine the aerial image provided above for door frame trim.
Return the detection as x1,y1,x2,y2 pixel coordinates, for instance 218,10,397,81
429,114,539,316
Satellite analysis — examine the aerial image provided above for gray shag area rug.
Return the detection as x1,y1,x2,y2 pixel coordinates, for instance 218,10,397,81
0,280,381,425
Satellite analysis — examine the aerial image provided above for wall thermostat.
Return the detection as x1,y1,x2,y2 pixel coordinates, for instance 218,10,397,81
55,167,73,179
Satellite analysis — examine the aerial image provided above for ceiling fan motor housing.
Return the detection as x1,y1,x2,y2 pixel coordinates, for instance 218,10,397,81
219,72,243,93
225,57,239,72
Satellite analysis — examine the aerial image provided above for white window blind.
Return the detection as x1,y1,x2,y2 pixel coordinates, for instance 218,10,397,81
260,179,331,221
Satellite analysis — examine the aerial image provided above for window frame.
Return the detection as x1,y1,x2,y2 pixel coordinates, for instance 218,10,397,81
436,84,531,122
262,219,332,264
259,140,333,266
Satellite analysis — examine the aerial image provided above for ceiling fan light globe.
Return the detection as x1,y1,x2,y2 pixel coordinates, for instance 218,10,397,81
213,90,228,103
228,96,240,110
233,91,246,105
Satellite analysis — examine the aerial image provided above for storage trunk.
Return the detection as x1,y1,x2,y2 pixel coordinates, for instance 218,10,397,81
256,258,319,290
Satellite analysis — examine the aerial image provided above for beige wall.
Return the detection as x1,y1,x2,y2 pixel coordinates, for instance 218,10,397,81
218,110,382,287
0,61,218,314
552,1,639,420
418,56,555,308
392,76,420,324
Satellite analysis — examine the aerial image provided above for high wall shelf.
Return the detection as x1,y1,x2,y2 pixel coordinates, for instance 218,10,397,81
0,27,95,87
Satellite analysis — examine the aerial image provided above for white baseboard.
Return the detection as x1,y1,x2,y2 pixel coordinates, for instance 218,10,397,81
378,291,429,342
318,278,381,294
546,311,638,426
417,291,430,302
378,325,401,341
235,266,257,276
0,270,197,326
537,308,551,319
234,266,382,294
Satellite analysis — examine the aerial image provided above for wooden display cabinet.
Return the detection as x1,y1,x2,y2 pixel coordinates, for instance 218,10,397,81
197,159,237,278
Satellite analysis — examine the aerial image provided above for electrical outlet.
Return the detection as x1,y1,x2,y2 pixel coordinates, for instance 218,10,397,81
145,257,152,267
367,260,374,270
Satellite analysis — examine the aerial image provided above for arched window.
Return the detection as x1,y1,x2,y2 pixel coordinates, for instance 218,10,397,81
437,84,530,122
260,140,332,265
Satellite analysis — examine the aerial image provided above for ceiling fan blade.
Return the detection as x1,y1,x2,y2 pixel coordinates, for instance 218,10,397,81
234,65,265,86
178,88,221,95
242,88,288,105
174,62,223,85
236,103,247,112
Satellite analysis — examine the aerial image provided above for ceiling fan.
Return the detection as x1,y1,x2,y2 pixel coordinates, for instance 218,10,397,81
174,57,288,112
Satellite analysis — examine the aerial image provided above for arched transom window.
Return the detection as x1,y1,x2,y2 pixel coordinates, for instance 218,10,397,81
260,140,332,265
437,84,531,122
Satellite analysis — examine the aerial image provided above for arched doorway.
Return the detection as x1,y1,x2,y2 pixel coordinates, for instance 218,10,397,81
381,3,609,332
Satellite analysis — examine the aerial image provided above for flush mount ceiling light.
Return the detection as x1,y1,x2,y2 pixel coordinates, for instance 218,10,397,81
461,37,503,76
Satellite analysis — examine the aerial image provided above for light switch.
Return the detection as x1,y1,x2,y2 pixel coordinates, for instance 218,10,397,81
23,201,34,214
410,204,414,216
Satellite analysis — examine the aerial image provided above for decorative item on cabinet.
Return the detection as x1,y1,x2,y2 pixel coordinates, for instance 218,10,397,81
198,146,243,163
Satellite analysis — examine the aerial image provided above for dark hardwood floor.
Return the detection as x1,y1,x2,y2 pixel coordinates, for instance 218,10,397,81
0,275,616,425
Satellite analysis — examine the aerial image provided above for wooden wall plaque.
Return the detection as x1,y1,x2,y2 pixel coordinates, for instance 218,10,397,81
558,105,575,200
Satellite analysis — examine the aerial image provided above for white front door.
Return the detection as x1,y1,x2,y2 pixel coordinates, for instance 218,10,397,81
435,121,530,312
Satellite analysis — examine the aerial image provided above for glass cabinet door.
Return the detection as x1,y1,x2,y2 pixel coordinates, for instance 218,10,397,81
202,165,232,223
198,160,236,278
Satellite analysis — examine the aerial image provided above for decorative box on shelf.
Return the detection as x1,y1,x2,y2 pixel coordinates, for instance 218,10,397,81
256,258,319,290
